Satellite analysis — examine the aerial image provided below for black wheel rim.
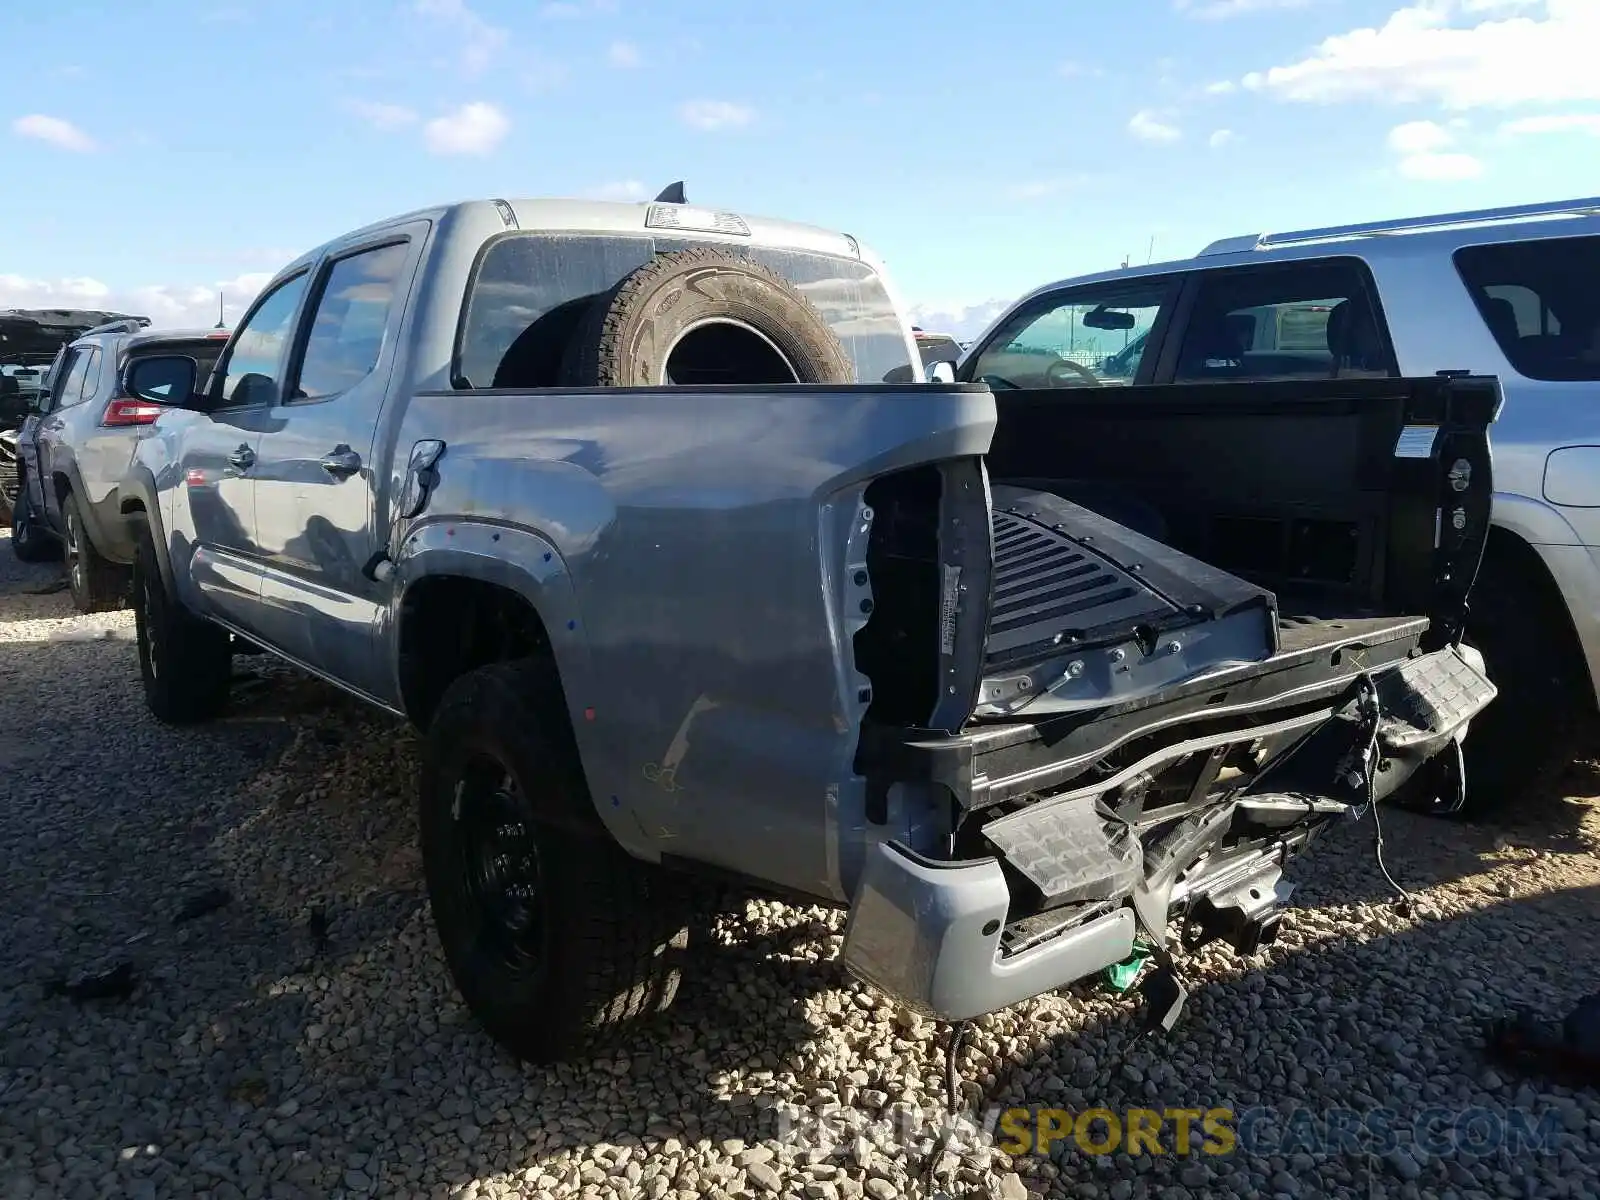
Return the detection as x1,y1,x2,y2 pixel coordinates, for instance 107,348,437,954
452,756,545,976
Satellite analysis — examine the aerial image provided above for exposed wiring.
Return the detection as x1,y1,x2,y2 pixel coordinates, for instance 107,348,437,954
919,1020,973,1196
1346,674,1415,914
944,1020,969,1115
1369,795,1415,915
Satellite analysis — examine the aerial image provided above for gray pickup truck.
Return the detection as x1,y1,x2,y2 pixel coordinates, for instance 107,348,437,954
117,194,1499,1064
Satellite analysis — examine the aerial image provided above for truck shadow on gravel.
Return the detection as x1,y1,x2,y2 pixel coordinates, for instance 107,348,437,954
5,581,1599,1199
981,881,1600,1200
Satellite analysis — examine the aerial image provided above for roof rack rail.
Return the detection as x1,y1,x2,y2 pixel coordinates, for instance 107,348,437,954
1197,194,1600,257
79,316,153,338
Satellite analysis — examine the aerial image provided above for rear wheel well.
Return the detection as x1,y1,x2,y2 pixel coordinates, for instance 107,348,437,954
398,575,561,728
1479,525,1590,706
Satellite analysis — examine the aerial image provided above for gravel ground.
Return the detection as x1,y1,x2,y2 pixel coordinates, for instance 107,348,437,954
2,530,1599,1200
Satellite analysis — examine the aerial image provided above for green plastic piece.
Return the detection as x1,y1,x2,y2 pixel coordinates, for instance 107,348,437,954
1101,940,1153,993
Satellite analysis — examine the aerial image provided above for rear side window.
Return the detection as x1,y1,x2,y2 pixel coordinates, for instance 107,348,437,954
1455,235,1600,382
54,346,98,409
294,240,410,401
454,233,913,388
1173,258,1395,383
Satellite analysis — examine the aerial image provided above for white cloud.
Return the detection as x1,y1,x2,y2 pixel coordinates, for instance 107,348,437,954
1398,150,1485,178
413,0,507,74
423,102,510,155
589,180,647,201
1387,118,1454,153
1128,109,1182,142
1205,80,1238,95
1502,111,1600,135
607,40,641,68
1209,128,1238,147
906,300,1010,342
345,100,419,130
1176,0,1317,17
540,0,618,16
1386,118,1485,178
522,57,570,93
679,100,755,131
11,114,96,153
1004,180,1066,201
1241,0,1600,110
0,272,272,331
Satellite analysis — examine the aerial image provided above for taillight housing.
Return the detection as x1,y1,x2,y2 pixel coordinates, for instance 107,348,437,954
102,398,165,427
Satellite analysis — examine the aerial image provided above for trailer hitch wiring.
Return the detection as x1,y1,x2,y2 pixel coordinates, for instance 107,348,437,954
1341,673,1417,914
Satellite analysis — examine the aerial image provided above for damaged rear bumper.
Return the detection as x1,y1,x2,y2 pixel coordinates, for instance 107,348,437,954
840,641,1495,1022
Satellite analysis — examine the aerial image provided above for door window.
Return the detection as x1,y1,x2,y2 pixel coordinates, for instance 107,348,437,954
60,347,101,407
51,348,94,411
215,271,310,409
1454,235,1600,381
967,279,1176,389
294,241,410,401
1173,258,1395,382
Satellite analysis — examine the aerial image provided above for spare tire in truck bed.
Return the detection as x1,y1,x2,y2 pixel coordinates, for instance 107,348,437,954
559,247,856,387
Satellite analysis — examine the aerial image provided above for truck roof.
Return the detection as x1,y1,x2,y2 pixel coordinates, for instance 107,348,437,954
282,196,878,281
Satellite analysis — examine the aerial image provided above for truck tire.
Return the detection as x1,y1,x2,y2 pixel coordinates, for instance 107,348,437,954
559,247,856,387
63,490,128,614
1454,544,1588,816
133,525,233,723
419,659,691,1064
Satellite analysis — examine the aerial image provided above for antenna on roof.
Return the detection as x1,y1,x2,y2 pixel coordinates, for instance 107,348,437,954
214,291,225,330
653,181,687,204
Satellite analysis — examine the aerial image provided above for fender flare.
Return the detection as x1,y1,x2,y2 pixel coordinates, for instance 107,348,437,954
116,468,177,596
1490,489,1585,548
49,455,99,545
393,519,651,859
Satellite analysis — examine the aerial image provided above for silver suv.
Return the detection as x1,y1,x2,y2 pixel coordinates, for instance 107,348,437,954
12,321,230,612
951,194,1600,813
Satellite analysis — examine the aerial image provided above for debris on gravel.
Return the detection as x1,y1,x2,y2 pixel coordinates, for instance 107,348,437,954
2,530,1598,1199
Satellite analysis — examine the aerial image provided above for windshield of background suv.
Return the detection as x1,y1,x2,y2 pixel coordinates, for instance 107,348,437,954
968,279,1174,389
455,234,915,388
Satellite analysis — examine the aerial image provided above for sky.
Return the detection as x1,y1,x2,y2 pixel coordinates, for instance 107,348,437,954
3,0,1598,339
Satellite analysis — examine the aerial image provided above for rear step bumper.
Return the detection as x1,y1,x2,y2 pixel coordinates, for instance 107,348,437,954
841,642,1495,1021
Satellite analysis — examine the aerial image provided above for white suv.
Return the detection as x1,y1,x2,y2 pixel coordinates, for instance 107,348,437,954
951,195,1600,813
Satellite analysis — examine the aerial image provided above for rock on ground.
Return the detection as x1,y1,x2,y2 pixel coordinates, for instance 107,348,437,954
2,528,1599,1199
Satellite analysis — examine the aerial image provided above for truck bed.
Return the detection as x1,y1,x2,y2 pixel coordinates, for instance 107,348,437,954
972,484,1427,721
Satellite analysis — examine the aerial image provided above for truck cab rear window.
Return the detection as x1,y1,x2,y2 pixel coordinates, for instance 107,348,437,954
1454,235,1600,382
455,234,913,388
1174,258,1395,383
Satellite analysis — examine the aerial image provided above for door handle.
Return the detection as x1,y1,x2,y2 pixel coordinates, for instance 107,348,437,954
319,446,362,477
227,445,255,471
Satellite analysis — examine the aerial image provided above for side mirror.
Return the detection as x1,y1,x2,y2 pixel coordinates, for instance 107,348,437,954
124,354,199,407
926,360,957,384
